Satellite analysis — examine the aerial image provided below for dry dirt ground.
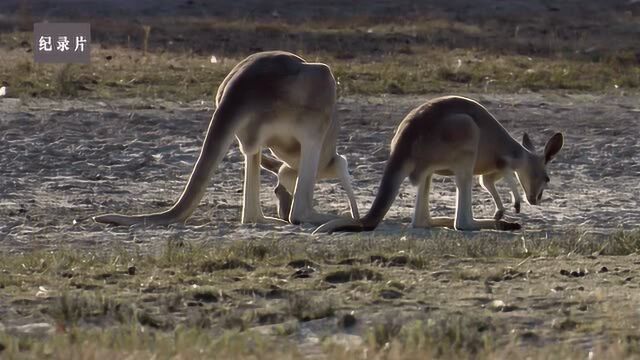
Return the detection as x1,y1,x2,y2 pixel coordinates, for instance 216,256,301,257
1,92,638,249
1,93,639,356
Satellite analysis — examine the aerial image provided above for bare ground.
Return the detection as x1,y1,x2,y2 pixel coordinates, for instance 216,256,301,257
1,93,639,356
0,93,638,250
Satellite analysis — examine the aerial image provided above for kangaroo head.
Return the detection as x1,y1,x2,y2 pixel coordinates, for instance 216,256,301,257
514,132,564,205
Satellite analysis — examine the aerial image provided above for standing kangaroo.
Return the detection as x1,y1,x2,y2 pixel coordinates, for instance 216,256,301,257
94,51,359,226
314,96,563,233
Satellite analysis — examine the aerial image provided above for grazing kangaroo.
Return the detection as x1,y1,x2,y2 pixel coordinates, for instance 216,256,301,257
314,95,563,234
94,51,359,226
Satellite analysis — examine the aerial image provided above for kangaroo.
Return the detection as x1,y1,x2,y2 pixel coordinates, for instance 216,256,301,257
314,95,563,234
94,51,359,226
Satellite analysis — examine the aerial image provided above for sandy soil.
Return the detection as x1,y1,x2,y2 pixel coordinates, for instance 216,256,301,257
0,93,638,252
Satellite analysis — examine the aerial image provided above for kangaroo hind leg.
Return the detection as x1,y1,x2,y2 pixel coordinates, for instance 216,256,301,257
412,173,432,228
241,150,267,224
289,120,339,225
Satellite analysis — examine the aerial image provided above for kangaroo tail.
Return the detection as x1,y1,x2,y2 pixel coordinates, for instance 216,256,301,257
313,151,410,234
94,102,238,226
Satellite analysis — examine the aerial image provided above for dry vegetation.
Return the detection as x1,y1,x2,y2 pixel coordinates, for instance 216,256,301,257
1,0,640,358
1,231,640,358
1,1,640,100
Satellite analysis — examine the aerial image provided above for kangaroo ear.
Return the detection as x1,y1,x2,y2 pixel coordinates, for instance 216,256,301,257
544,132,564,163
522,133,535,152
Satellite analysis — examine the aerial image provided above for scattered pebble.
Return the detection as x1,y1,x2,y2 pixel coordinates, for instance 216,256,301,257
35,286,49,298
380,289,403,299
570,270,585,277
553,318,578,331
338,312,357,328
59,271,74,278
488,299,518,312
369,255,388,265
560,269,588,277
518,331,540,343
291,266,315,279
388,255,409,267
192,291,219,303
287,259,317,268
598,266,609,273
127,266,136,275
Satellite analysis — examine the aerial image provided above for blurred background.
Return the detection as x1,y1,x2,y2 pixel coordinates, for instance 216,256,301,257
0,0,639,100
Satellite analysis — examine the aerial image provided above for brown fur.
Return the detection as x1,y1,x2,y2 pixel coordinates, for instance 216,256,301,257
94,51,358,226
314,96,564,233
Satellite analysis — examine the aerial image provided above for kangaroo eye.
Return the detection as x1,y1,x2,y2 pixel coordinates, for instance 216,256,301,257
544,176,550,183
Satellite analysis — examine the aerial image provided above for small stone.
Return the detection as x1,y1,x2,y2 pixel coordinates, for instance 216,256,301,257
388,255,409,267
489,299,518,312
59,271,74,278
35,286,49,298
562,269,587,277
369,255,388,265
291,266,315,279
518,331,540,343
553,318,577,331
386,281,405,290
489,300,505,311
598,266,609,273
286,259,317,269
127,266,136,275
338,313,357,328
380,289,403,299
